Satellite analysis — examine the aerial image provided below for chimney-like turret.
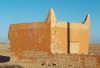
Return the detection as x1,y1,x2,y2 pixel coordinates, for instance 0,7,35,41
84,14,90,25
45,8,56,23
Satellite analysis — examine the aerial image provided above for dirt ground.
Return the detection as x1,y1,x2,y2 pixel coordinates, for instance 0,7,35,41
0,44,100,68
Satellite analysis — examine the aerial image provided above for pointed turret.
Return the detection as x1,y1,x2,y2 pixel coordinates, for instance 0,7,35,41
84,14,90,25
45,8,56,23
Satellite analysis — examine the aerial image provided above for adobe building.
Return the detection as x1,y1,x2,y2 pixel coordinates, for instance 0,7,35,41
8,8,90,58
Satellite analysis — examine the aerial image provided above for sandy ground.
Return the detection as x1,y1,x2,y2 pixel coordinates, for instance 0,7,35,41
0,44,100,68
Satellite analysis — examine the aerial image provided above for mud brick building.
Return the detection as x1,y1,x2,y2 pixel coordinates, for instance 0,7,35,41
8,8,90,57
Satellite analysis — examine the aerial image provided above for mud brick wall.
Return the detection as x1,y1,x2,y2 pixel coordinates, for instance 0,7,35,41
8,22,51,58
8,8,90,59
70,24,89,54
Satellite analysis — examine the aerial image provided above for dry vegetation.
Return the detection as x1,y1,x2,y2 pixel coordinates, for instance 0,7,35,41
0,44,100,68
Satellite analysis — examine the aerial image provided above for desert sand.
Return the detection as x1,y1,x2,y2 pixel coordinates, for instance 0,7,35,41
0,43,100,68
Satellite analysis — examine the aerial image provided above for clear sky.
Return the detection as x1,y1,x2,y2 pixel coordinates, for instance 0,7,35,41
0,0,100,43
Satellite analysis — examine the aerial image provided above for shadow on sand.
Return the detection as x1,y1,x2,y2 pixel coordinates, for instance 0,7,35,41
0,65,23,68
0,55,10,63
0,55,23,68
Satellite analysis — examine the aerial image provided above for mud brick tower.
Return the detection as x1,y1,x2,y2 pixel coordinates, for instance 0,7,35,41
8,8,90,58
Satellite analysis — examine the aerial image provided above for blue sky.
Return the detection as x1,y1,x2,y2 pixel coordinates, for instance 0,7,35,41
0,0,100,43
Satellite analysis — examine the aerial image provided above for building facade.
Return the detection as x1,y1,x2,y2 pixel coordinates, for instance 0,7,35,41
8,8,90,57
